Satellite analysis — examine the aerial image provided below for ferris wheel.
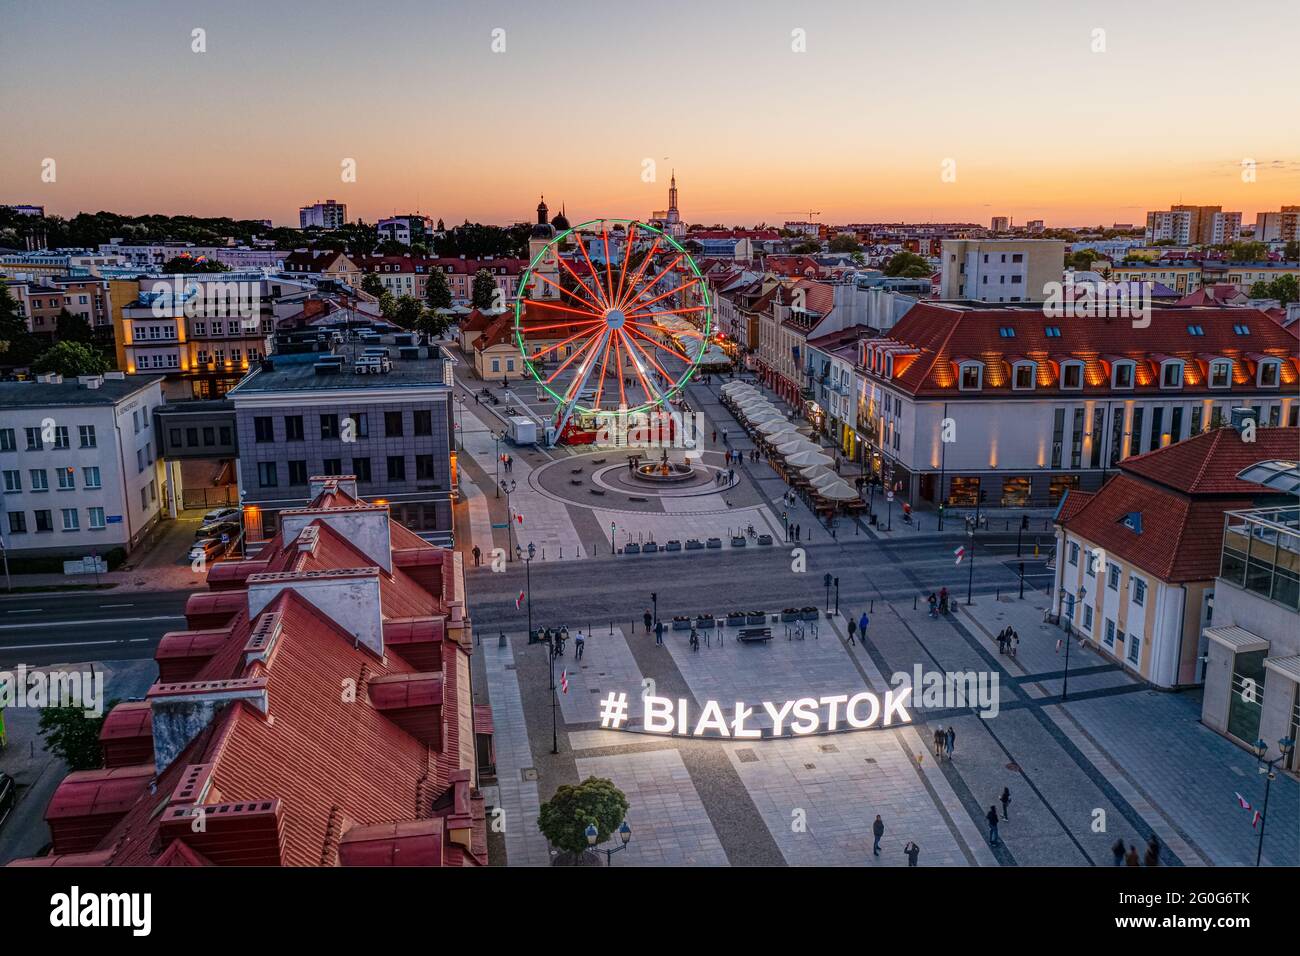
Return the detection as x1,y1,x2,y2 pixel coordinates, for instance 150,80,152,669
513,218,712,439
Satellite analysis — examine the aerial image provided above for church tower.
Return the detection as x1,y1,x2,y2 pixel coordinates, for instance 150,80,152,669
528,194,559,300
536,195,549,225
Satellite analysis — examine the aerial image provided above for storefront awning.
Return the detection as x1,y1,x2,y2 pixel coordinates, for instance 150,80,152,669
1204,625,1269,654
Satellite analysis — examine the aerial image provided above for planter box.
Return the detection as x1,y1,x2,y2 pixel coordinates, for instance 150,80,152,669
746,613,766,626
685,539,704,550
780,609,799,623
664,540,682,552
695,616,716,629
624,543,640,554
672,617,692,631
731,536,747,548
706,538,723,549
643,542,659,553
725,613,746,626
800,608,819,622
757,534,773,546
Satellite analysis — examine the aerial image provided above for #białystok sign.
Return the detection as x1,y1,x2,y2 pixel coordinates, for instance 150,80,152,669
597,688,912,739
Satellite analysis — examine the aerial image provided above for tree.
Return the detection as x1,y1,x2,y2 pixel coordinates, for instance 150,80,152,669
376,289,396,318
1227,241,1269,262
828,234,861,254
471,269,497,310
39,701,114,771
424,267,452,311
55,309,95,344
361,273,385,298
1066,249,1099,272
416,309,451,339
791,240,821,254
1249,274,1299,305
883,250,933,278
0,280,40,368
160,255,231,273
1283,240,1299,261
393,294,423,329
537,776,630,858
32,340,111,377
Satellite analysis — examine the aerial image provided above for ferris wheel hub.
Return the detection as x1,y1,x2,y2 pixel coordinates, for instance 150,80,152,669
603,307,627,330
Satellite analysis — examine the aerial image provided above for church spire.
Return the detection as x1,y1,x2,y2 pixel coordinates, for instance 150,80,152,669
668,171,678,215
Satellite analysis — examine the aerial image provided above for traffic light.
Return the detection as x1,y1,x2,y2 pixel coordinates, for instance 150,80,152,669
823,573,833,587
1021,515,1030,531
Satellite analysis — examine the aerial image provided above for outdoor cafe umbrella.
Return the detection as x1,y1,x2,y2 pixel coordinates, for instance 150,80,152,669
744,410,784,428
816,480,860,501
757,417,796,436
775,437,820,457
786,450,834,469
806,468,841,490
721,382,754,395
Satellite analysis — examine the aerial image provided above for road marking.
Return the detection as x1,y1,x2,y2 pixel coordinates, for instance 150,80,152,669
4,608,43,614
0,638,154,651
0,614,186,631
98,603,135,608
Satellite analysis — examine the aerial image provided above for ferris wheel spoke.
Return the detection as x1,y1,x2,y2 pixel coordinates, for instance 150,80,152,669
621,326,677,387
573,235,611,309
614,334,627,407
613,237,661,311
623,304,709,322
613,222,637,306
592,331,615,408
545,330,604,385
624,275,700,317
531,271,606,315
623,324,693,364
619,253,683,310
553,256,608,313
601,227,615,310
560,329,610,403
528,321,607,362
618,329,662,405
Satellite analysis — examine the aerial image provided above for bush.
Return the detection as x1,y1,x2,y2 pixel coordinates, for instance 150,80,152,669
537,776,629,857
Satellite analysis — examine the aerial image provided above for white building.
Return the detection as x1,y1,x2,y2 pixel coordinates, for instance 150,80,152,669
299,199,348,230
0,373,167,561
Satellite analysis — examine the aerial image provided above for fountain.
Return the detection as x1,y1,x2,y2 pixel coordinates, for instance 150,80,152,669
632,449,696,484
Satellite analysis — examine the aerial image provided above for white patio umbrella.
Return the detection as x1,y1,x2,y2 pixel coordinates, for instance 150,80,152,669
787,450,834,469
744,411,784,428
816,480,860,501
757,417,796,436
721,382,754,395
775,438,820,457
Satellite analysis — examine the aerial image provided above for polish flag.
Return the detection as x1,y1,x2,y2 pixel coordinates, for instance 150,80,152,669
954,546,966,565
1252,810,1263,829
560,669,568,694
1235,792,1251,810
515,590,525,610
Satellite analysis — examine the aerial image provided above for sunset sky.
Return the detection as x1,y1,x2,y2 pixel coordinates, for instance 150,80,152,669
3,0,1298,228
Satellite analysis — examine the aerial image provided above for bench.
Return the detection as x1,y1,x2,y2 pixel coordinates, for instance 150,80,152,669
737,627,772,643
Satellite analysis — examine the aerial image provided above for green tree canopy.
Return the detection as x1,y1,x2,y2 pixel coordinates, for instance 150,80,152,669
39,701,115,771
1249,274,1299,305
160,255,231,273
55,309,95,344
32,340,111,377
791,240,821,254
883,250,933,278
537,776,630,857
0,280,41,368
471,269,497,310
361,273,385,298
393,294,423,329
828,234,861,254
424,267,452,311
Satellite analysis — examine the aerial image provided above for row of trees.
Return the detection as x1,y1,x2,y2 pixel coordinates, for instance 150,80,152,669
358,266,501,338
0,281,113,375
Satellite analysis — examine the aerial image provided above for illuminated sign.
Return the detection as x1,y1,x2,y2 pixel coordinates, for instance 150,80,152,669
597,688,912,739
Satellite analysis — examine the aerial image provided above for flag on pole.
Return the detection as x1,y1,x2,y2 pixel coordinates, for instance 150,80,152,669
515,590,525,610
1235,792,1251,810
560,669,568,694
1252,810,1263,829
954,546,966,565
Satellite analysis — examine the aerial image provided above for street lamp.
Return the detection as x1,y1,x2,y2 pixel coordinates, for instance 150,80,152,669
500,478,516,560
1251,736,1296,866
492,429,506,497
453,394,465,451
964,517,976,606
517,542,535,643
586,820,633,865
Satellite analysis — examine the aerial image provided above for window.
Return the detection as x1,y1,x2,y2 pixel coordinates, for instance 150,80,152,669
323,458,341,474
352,457,372,482
1259,360,1280,388
61,508,79,531
78,425,96,448
1112,362,1134,389
1129,407,1144,457
1186,325,1204,336
257,461,278,487
285,415,304,441
1160,361,1183,388
416,454,436,481
386,456,406,481
1233,323,1251,336
1044,326,1062,338
88,507,105,530
1209,360,1231,388
1012,363,1034,390
0,428,13,451
29,469,48,492
1132,576,1147,607
1089,407,1104,468
1051,408,1065,468
348,413,369,438
1191,405,1204,435
24,427,42,451
288,460,308,486
958,363,982,390
83,466,101,488
56,466,74,490
414,410,432,436
1086,550,1098,576
169,428,182,448
1126,632,1141,665
34,510,52,532
1071,408,1085,467
1061,362,1083,390
186,427,199,447
385,411,404,437
8,512,26,534
1103,619,1115,648
1068,542,1080,566
320,414,340,440
1107,564,1121,590
1083,604,1094,631
137,448,145,473
2,470,19,493
254,416,275,443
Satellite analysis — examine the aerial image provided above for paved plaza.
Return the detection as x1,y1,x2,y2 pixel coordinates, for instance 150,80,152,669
459,371,1300,868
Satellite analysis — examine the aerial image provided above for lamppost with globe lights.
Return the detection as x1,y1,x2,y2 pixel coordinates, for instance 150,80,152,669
1251,736,1296,865
517,542,535,642
500,478,516,559
492,429,507,497
585,820,633,865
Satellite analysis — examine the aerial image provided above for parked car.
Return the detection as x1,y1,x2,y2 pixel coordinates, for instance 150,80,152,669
195,520,239,540
201,506,239,524
188,538,225,562
0,771,15,830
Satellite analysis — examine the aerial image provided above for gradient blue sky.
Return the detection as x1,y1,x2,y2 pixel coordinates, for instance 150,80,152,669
3,0,1297,227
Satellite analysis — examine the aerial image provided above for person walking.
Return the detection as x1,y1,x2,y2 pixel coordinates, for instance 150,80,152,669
945,726,956,759
574,629,585,660
858,611,869,641
903,841,920,867
655,619,664,646
471,544,481,567
846,616,857,645
556,625,568,656
689,627,700,652
1144,836,1161,867
986,806,1000,846
643,609,653,633
1010,630,1019,658
795,523,801,541
1124,844,1140,866
927,592,938,618
711,429,717,444
872,815,884,856
933,728,945,758
1111,838,1126,866
1000,786,1011,821
997,631,1007,655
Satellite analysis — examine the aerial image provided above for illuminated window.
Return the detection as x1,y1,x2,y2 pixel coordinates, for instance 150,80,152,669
1208,360,1231,388
958,363,983,390
1258,360,1280,387
1160,361,1184,388
1061,362,1084,389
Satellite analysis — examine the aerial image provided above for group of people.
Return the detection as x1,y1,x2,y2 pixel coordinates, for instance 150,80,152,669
500,453,515,473
932,725,957,760
1113,835,1162,866
784,520,803,542
845,611,869,645
714,468,736,486
926,588,951,618
996,626,1020,657
531,625,584,659
871,815,923,866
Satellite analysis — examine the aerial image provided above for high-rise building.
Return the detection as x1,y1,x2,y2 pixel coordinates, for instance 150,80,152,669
1146,205,1242,245
299,199,348,230
939,239,1065,302
990,217,1009,233
1254,207,1299,243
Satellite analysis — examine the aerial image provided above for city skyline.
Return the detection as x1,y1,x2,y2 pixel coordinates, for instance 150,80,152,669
3,0,1298,228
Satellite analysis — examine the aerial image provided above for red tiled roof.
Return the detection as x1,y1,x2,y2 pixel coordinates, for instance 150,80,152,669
1119,426,1300,495
872,303,1299,398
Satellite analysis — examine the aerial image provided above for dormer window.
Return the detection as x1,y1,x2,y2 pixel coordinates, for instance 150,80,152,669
1208,359,1232,389
884,354,894,378
1112,361,1134,389
958,362,983,390
1160,360,1184,389
1012,361,1035,390
1258,358,1281,388
1060,360,1084,390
